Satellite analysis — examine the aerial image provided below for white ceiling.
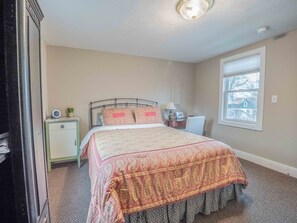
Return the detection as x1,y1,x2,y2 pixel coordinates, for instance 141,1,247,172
39,0,297,63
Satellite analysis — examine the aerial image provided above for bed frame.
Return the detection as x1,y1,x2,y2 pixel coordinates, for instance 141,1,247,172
89,98,158,129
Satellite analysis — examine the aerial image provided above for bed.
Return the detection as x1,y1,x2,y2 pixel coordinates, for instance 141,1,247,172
80,98,248,223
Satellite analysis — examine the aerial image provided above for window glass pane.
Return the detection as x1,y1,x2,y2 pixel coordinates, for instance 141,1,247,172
225,91,258,122
224,72,260,91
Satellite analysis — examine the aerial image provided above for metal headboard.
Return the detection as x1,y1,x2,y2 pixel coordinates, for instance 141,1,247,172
89,98,158,129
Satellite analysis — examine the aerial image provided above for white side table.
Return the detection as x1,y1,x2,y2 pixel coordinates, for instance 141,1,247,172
45,117,80,172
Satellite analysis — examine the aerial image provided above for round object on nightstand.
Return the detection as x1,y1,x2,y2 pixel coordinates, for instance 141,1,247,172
51,109,61,119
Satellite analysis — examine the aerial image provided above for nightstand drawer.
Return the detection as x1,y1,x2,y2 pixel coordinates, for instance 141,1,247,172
168,120,187,129
49,122,76,131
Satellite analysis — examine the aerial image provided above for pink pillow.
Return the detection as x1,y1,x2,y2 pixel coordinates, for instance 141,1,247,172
134,107,163,124
102,108,135,125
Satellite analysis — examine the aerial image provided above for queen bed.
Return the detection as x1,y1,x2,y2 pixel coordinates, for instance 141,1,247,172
80,98,248,223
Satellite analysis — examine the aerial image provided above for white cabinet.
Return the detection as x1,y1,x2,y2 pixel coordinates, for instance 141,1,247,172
45,118,80,171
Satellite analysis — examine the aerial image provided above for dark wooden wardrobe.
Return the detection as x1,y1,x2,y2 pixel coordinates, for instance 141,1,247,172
0,0,50,222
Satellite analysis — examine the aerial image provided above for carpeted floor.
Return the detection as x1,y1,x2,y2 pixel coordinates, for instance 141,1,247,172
48,161,90,223
48,159,297,223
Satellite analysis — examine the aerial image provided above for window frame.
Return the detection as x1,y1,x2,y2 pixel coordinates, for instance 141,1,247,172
218,47,266,131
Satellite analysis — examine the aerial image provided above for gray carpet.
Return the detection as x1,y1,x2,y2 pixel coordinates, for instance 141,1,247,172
48,161,90,223
48,159,297,223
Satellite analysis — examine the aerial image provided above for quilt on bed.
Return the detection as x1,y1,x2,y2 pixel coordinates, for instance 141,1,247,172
81,126,248,223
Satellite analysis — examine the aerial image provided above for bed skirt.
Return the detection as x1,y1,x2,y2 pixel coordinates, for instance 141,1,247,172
124,184,244,223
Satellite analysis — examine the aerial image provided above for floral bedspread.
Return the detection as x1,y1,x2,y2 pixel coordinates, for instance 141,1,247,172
82,126,248,223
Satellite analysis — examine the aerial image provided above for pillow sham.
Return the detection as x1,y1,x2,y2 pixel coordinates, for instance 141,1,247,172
134,107,163,124
102,108,135,125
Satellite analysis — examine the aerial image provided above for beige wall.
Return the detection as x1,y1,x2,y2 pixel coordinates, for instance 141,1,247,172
47,46,195,136
195,30,297,168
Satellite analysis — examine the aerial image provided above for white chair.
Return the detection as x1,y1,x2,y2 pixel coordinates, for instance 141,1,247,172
185,116,205,135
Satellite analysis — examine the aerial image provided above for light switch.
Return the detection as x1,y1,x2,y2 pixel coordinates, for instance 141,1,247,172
271,95,278,103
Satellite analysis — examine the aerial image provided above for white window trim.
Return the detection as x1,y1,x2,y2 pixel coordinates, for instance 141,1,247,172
218,47,266,131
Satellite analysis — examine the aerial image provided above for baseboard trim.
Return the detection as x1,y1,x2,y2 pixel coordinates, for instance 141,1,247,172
232,148,297,179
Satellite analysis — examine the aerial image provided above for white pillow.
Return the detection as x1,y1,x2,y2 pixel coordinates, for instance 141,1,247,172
96,113,104,126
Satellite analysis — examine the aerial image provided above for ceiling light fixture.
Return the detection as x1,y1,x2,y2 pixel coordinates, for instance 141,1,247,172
176,0,214,21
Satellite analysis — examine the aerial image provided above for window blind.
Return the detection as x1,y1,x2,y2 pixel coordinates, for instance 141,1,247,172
223,54,261,76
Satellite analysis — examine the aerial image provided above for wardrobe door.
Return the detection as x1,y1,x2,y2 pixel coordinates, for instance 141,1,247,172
3,0,49,221
21,0,49,222
27,14,48,218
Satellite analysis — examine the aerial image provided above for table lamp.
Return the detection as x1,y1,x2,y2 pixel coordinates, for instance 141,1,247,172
165,102,176,121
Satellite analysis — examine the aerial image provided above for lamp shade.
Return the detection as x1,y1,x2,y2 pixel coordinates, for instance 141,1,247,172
165,102,176,110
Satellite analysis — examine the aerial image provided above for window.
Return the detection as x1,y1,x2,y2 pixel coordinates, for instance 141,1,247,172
219,47,266,131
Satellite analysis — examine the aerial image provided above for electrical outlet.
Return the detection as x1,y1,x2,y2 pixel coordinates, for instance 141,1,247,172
271,95,278,103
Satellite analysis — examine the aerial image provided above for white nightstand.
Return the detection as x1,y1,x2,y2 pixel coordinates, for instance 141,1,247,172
45,117,80,172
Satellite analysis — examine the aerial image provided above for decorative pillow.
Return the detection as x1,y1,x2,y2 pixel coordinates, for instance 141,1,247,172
134,107,163,124
102,108,135,125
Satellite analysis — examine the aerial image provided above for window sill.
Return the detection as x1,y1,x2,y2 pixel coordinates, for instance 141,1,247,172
218,119,262,131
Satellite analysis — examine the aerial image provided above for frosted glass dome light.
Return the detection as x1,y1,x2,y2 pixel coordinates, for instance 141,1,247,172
176,0,214,21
